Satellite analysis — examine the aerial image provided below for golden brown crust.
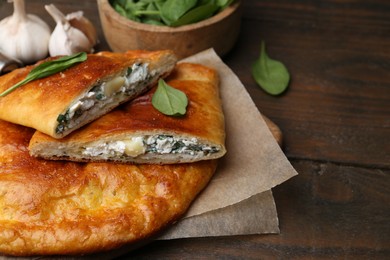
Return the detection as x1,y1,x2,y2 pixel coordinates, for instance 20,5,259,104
0,119,217,256
0,50,177,138
29,63,226,164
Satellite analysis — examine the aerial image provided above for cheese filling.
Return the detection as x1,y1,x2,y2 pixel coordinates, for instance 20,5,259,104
81,135,220,159
56,63,151,134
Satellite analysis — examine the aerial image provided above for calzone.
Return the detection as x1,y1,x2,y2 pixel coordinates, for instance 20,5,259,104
0,119,218,256
29,63,226,164
0,50,177,138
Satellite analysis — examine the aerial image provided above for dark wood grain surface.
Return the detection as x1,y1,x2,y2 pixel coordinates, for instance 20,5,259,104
1,0,389,258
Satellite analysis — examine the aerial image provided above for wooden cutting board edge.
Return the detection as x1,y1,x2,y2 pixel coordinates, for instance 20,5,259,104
262,115,283,147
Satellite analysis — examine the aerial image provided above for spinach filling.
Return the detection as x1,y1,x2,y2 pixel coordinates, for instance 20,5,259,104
145,135,219,156
55,63,147,134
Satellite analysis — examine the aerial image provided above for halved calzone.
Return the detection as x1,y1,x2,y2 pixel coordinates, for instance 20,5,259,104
29,63,226,164
0,50,177,138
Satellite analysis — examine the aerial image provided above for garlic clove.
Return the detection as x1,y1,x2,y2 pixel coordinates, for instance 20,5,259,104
48,20,92,57
45,4,97,57
66,11,98,47
0,51,23,75
0,0,51,64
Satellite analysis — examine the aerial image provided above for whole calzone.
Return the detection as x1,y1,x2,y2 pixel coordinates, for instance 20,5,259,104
29,63,226,164
0,119,218,256
0,50,177,138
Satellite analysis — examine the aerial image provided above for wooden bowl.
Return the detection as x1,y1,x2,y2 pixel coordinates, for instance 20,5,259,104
97,0,242,59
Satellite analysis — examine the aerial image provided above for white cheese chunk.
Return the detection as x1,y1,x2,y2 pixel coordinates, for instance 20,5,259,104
82,137,145,158
103,76,126,97
127,63,148,84
68,101,82,118
155,137,174,154
81,99,95,110
123,137,146,157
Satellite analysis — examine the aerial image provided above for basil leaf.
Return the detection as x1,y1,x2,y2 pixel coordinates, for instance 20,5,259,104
160,0,198,25
252,41,290,95
152,79,188,116
171,2,220,27
0,52,87,97
217,0,234,9
142,18,165,25
124,2,142,21
112,3,127,17
153,0,165,11
136,2,161,22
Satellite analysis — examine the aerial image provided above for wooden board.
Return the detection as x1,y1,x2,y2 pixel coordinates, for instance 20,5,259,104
263,115,282,147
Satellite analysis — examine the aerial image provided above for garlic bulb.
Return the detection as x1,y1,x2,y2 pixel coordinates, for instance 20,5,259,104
0,0,51,64
45,4,98,57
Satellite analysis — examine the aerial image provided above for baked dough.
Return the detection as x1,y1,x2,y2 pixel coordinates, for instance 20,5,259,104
0,119,217,256
0,50,177,138
29,63,226,164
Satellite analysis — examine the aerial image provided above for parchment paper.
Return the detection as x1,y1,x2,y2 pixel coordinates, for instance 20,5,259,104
157,49,298,239
160,190,279,239
183,49,297,217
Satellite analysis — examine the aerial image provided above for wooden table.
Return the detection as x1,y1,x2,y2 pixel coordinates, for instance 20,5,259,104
1,0,388,258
